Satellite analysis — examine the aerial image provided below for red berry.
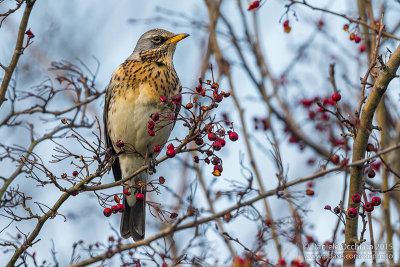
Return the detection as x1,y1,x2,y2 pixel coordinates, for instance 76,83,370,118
324,205,331,210
154,145,161,152
229,131,239,141
151,113,159,121
354,36,361,43
371,196,381,206
212,141,222,151
208,132,217,141
166,148,176,158
160,96,167,102
215,94,223,102
347,207,357,218
111,205,118,214
283,20,289,28
364,202,374,212
332,93,341,102
331,155,340,165
306,189,314,196
114,195,120,203
277,258,286,266
103,208,112,217
116,140,125,148
162,263,168,267
123,189,131,196
25,29,34,38
72,171,78,176
247,1,260,11
301,99,314,106
352,193,361,203
116,203,125,213
148,129,155,136
148,120,155,130
167,143,174,150
219,138,226,147
359,44,366,53
195,85,202,93
136,193,144,201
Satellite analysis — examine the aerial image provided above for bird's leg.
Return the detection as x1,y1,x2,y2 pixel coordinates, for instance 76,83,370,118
144,150,157,175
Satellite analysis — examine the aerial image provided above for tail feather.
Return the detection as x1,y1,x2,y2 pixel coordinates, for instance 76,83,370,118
120,194,146,241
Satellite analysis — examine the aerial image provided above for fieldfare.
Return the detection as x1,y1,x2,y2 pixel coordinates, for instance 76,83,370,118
103,29,189,240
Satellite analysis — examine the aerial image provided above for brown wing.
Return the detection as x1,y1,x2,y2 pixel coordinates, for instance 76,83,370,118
103,79,122,181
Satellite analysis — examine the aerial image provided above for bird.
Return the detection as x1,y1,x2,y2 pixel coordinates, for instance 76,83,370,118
103,29,189,241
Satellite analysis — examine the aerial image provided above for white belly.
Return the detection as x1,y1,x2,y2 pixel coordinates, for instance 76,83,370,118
107,88,174,160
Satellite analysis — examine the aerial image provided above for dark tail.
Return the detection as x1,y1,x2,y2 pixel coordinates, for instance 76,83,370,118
120,194,146,241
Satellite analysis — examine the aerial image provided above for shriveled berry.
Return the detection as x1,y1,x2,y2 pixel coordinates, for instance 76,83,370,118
123,189,131,196
333,206,340,214
159,176,165,184
306,189,314,196
364,202,374,212
154,145,161,152
366,143,375,152
136,193,144,201
116,140,125,148
111,205,118,214
367,169,375,178
348,208,357,218
103,208,112,217
229,131,239,141
114,195,120,203
371,196,381,206
166,148,176,158
352,193,361,203
117,203,125,213
324,205,331,210
185,103,193,109
350,33,355,40
195,138,204,146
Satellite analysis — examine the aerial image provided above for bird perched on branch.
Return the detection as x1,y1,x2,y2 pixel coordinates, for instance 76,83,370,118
103,29,189,240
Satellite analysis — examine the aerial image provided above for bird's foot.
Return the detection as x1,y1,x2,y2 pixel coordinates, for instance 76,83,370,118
147,156,157,175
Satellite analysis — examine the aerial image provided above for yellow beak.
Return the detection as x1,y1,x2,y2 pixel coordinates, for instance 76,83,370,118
167,33,190,43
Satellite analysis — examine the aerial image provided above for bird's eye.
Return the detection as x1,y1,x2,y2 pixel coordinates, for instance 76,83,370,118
152,36,162,44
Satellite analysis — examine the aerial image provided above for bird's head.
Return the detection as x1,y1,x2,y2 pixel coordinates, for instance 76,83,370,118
129,29,189,66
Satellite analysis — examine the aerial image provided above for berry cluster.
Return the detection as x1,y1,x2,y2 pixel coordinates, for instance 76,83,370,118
103,190,146,217
347,194,382,218
343,24,365,52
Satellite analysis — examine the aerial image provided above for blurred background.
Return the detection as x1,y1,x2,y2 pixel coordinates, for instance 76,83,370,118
1,0,400,266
